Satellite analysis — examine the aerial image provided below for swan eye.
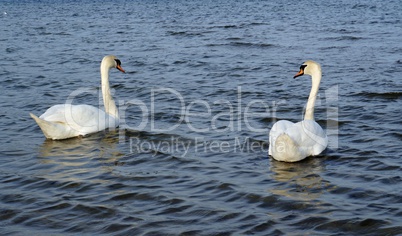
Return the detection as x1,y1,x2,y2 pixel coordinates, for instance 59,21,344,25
114,59,122,66
300,65,307,70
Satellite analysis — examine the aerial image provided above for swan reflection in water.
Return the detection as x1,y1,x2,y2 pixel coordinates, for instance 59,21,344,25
38,130,124,166
268,157,331,201
34,130,128,201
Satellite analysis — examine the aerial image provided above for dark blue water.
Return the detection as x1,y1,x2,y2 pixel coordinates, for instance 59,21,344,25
1,0,402,235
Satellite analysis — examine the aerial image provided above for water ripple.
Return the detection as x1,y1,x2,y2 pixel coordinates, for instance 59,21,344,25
1,0,402,235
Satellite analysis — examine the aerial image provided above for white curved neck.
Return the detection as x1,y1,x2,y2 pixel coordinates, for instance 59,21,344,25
304,70,321,120
101,66,118,118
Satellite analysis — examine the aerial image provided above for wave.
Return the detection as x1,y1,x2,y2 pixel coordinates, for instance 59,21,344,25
351,91,402,100
207,41,276,48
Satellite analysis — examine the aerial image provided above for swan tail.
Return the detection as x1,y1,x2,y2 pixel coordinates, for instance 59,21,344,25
271,133,305,162
30,113,69,140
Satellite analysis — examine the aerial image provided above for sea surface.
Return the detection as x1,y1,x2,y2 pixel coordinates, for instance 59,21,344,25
1,0,402,235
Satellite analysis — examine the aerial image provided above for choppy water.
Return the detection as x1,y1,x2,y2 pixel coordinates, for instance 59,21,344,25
1,0,402,235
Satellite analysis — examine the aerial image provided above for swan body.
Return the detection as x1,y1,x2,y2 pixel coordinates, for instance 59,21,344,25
269,60,328,162
30,55,125,140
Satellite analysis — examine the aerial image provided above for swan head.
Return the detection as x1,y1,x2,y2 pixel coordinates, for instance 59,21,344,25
101,55,125,73
294,60,321,79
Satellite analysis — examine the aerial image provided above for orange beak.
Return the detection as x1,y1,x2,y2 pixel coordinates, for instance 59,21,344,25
116,64,125,73
293,68,304,79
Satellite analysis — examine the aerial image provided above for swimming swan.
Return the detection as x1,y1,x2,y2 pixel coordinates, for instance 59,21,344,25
30,55,125,140
269,60,328,162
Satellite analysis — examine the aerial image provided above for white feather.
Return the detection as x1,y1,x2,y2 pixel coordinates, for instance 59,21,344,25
269,60,328,162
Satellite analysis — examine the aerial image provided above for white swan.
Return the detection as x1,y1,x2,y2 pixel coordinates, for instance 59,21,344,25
269,60,328,162
30,55,125,140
